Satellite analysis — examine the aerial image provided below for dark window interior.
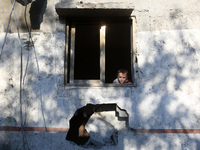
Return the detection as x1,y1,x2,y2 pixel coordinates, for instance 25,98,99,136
74,23,100,80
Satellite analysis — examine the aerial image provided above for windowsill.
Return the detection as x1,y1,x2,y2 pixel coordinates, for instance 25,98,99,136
65,83,136,87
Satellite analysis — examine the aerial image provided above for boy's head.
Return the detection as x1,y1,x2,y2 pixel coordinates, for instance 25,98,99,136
117,69,128,84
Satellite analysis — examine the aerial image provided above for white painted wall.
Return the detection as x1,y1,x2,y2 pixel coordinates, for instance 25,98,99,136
1,0,200,149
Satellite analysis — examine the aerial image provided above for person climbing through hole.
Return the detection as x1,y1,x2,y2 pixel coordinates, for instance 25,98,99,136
66,104,94,145
66,104,104,148
113,69,131,84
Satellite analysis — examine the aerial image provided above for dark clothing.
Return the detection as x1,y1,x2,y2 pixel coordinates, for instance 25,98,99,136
66,104,96,145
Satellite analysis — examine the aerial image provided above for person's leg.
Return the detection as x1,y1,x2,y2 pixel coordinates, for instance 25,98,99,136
78,124,90,137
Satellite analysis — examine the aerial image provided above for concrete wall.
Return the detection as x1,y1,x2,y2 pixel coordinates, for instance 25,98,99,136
1,0,200,149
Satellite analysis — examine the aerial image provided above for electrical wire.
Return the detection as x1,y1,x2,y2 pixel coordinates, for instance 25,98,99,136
22,4,31,86
24,6,40,75
11,1,27,149
1,1,46,149
24,1,47,131
1,0,29,149
0,0,16,59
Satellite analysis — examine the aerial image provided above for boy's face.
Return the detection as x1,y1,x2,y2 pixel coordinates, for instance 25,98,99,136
117,72,127,84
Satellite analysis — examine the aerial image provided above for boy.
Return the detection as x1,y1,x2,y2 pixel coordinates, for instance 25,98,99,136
113,69,131,84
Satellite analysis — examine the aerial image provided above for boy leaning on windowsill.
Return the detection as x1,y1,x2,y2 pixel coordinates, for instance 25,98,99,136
113,69,131,84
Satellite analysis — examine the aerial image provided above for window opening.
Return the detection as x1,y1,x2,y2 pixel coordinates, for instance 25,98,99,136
65,18,135,85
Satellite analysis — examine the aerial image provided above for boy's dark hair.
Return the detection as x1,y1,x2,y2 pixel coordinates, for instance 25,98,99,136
117,69,128,76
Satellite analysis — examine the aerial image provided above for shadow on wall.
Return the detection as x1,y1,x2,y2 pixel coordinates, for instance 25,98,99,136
29,0,47,30
1,5,200,149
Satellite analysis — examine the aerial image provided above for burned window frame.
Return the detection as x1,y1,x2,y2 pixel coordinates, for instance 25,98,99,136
64,17,137,87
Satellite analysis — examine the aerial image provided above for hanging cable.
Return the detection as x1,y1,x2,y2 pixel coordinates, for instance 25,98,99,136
11,0,27,149
24,3,40,74
1,2,46,150
24,1,47,131
22,5,31,86
25,3,47,130
0,0,16,59
1,0,28,149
